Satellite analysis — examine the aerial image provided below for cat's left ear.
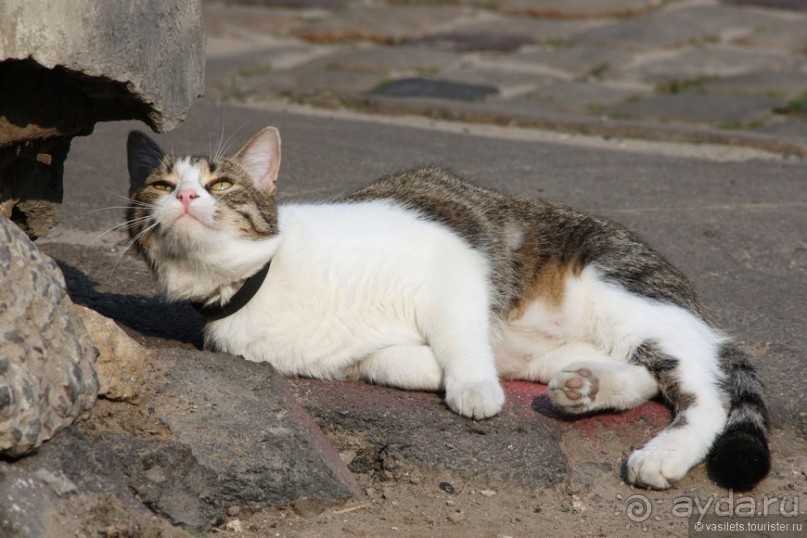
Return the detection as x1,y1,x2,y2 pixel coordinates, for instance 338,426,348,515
235,126,281,195
127,131,165,193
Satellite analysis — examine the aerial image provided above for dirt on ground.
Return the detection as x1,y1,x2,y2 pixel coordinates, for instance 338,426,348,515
203,427,805,538
78,355,806,538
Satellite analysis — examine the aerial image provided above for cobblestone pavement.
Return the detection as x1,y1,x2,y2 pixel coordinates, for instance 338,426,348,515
205,0,807,156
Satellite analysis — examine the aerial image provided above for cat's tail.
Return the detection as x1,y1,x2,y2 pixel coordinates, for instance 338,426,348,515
706,342,771,491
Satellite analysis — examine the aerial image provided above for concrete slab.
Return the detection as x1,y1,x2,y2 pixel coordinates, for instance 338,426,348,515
369,77,498,101
572,4,791,51
527,81,641,113
511,46,634,78
496,0,666,19
609,93,781,126
450,14,606,44
296,4,474,44
619,45,804,83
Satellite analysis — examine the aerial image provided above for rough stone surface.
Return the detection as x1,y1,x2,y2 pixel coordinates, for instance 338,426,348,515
290,378,575,489
0,0,205,135
497,0,667,18
0,0,205,237
609,93,781,125
72,304,152,401
0,216,98,457
370,77,499,101
297,5,472,44
88,348,360,528
0,428,188,538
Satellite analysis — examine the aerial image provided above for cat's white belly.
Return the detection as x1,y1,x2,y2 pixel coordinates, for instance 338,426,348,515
204,200,493,380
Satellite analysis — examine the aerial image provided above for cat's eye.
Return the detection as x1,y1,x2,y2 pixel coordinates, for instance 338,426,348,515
208,180,234,192
150,181,174,192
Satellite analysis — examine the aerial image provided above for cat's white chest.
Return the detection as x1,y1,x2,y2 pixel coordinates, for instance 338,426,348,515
204,201,488,378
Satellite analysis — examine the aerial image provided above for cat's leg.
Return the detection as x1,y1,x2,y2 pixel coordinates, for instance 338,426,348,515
359,345,442,391
496,329,613,383
496,332,659,413
625,336,728,490
420,289,504,420
548,361,659,413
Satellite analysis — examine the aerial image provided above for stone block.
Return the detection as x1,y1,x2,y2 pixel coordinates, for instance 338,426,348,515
0,0,205,237
0,428,187,538
0,0,205,135
497,0,666,18
297,5,471,44
72,304,152,402
608,93,781,125
370,77,498,101
96,349,360,527
0,216,98,457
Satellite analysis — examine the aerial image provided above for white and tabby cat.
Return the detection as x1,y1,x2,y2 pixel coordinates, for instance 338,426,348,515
126,126,770,491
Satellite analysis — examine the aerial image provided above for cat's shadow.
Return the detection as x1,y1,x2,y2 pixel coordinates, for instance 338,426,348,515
56,260,204,349
530,394,573,421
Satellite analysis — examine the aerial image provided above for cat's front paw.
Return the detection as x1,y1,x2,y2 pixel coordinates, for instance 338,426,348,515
445,379,505,420
627,447,688,490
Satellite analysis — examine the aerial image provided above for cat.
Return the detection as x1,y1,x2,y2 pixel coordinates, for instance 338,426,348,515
126,126,770,491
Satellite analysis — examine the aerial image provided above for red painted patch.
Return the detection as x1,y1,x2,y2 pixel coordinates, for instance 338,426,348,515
502,380,672,435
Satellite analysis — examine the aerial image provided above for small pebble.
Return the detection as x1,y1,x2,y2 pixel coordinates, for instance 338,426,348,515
409,476,421,485
479,490,496,497
339,450,357,465
226,505,241,517
439,481,456,494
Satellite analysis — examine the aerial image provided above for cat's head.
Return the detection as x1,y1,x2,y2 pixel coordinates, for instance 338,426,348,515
126,126,283,301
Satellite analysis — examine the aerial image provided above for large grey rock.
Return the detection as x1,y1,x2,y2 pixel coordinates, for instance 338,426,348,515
0,0,205,237
0,216,98,456
0,0,205,136
97,348,360,529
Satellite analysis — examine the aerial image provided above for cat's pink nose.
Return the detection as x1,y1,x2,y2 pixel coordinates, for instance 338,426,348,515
176,189,199,209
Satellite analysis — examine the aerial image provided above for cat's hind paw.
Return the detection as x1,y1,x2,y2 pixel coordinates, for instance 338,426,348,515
548,366,599,414
627,447,688,490
445,379,504,420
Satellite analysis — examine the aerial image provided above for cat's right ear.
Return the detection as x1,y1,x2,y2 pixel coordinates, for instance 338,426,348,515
235,126,281,196
127,131,165,193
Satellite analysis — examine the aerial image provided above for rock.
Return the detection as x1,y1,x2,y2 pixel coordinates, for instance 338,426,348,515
0,0,205,136
0,216,98,457
0,428,189,538
370,77,498,101
72,304,152,401
0,0,205,237
97,348,360,528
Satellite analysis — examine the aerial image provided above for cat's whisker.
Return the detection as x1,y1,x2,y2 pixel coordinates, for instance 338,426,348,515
110,220,160,273
90,215,158,248
86,206,149,214
213,111,227,164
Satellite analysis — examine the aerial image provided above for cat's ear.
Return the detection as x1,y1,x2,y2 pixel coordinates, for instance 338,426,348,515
235,126,281,195
127,131,165,192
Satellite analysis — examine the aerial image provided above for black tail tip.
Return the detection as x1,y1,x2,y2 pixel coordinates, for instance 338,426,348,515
707,429,770,491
